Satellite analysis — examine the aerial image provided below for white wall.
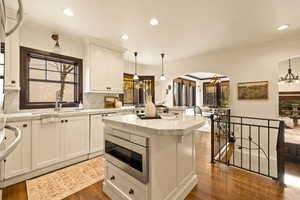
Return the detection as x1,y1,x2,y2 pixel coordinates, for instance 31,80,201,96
155,37,300,118
7,22,158,111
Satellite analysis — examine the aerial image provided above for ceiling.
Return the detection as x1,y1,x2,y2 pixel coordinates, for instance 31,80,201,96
7,0,300,64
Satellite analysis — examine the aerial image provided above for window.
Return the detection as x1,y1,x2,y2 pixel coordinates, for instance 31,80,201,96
121,73,155,106
203,81,229,107
173,78,196,107
20,47,83,109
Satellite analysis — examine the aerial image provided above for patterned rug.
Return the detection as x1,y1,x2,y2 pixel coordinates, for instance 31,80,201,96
26,156,105,200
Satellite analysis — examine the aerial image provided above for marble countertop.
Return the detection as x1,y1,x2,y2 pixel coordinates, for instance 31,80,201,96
0,107,134,122
103,114,207,136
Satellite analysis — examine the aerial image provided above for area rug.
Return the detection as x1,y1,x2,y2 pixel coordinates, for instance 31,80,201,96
26,156,105,200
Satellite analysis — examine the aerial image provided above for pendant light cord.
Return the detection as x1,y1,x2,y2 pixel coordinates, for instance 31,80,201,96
134,52,138,75
161,53,165,75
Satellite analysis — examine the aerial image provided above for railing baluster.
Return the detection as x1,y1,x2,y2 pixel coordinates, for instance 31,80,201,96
249,125,251,171
226,116,228,165
233,123,235,166
258,126,261,173
218,118,221,162
268,120,270,176
240,117,243,168
211,115,215,163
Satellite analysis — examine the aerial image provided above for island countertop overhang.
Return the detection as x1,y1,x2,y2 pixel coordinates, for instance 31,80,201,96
103,114,207,136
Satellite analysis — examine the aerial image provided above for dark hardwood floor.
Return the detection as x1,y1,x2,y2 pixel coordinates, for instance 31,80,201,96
3,132,300,200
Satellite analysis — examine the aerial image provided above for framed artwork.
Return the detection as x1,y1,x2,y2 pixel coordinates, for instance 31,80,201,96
238,81,268,100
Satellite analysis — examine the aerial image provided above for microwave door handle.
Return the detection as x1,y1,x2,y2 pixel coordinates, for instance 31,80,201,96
4,0,23,37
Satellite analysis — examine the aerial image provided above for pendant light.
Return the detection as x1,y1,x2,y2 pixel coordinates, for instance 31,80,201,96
133,52,139,80
160,53,166,81
278,59,300,84
210,75,221,85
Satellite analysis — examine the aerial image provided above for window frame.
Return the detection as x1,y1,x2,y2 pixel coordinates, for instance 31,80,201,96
173,78,196,107
121,73,155,106
19,46,83,109
203,81,229,107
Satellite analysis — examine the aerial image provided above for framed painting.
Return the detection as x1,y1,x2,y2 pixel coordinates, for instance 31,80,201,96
238,81,268,100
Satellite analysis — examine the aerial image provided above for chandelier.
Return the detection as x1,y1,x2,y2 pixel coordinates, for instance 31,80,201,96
278,59,299,84
210,75,221,85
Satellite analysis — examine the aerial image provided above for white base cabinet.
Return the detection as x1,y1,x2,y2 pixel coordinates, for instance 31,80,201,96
4,121,31,179
104,161,148,200
32,116,90,171
90,114,104,154
61,116,90,160
32,120,61,170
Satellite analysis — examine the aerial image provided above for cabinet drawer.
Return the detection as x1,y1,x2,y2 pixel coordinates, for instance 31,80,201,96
111,129,130,141
106,162,147,200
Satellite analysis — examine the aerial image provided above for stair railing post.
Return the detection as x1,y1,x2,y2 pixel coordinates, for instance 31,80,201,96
211,114,215,163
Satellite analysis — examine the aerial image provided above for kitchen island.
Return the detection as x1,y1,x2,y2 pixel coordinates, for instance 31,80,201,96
102,114,206,200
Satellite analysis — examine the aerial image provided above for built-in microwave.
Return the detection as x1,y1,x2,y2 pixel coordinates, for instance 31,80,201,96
104,132,149,183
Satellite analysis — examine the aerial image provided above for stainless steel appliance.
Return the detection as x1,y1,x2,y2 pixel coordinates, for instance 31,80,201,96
105,130,149,183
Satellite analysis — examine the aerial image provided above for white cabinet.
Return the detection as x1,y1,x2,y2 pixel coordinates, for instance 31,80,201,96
61,116,90,160
90,115,104,153
104,161,147,200
87,43,124,93
32,116,90,170
89,44,109,91
32,120,61,170
107,51,124,92
4,121,31,179
4,17,20,90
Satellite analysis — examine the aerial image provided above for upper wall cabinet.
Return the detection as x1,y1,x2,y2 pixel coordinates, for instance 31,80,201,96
4,15,20,90
86,42,125,93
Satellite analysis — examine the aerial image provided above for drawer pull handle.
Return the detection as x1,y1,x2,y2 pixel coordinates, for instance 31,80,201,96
61,120,64,123
23,124,27,128
129,188,134,195
110,175,115,180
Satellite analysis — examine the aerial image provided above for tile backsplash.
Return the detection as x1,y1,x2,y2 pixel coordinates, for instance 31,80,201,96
4,89,19,113
3,90,119,113
83,93,119,109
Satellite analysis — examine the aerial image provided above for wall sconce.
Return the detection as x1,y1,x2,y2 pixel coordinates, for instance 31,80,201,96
51,33,61,51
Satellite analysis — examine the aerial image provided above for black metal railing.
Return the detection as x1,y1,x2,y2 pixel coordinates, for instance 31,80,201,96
211,112,285,186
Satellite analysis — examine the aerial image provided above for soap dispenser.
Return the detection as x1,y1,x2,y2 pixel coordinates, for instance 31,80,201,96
78,101,83,110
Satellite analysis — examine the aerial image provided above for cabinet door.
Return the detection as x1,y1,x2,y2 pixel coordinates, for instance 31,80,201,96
4,18,20,89
90,115,104,153
4,121,31,179
108,51,124,93
32,120,61,170
61,116,89,160
89,44,109,91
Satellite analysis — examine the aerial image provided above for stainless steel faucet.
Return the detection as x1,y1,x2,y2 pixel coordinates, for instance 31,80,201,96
54,90,62,112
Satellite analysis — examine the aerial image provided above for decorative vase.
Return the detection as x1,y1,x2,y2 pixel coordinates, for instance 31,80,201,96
115,99,123,108
144,96,156,117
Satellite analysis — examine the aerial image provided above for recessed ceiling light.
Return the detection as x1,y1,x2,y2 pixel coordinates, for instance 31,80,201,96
121,34,129,40
63,8,74,16
277,24,289,31
150,18,159,26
